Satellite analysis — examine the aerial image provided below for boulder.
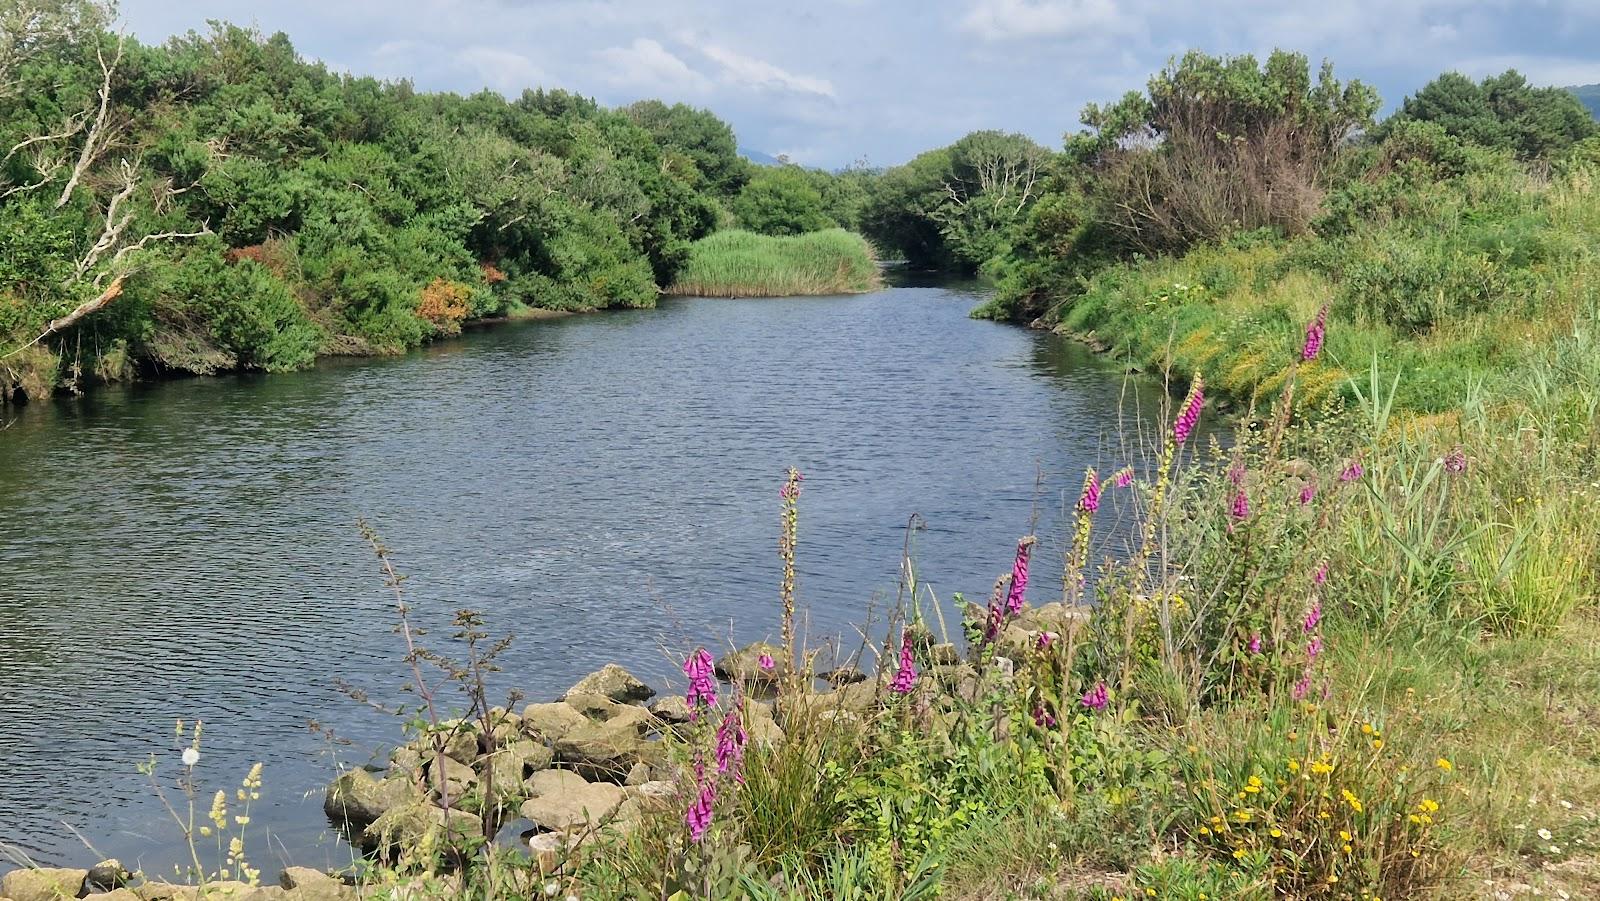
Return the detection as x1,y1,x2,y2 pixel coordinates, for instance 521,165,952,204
519,776,624,831
563,664,655,703
819,666,866,686
133,884,284,900
86,859,131,892
362,802,480,855
526,769,592,796
554,718,663,782
627,780,678,803
324,769,419,828
434,721,480,764
1013,602,1090,639
926,643,963,666
624,762,651,785
521,702,588,742
278,867,353,901
715,642,785,685
428,754,479,807
562,692,620,720
86,890,141,901
2,868,88,901
486,740,555,799
648,695,693,724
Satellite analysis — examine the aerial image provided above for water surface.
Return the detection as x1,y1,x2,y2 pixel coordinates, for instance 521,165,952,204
0,278,1164,873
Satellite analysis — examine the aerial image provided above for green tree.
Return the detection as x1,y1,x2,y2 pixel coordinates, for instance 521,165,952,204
1377,70,1598,160
730,166,834,236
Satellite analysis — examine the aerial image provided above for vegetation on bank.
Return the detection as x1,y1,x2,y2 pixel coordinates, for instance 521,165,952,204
0,2,880,403
665,230,882,298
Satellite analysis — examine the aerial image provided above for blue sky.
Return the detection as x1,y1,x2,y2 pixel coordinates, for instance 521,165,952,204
119,1,1600,168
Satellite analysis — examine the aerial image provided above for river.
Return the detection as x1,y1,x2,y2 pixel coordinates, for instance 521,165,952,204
0,276,1166,874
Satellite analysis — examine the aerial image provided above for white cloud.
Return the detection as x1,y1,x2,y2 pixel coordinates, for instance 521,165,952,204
455,46,546,93
959,0,1131,41
596,38,711,92
686,38,836,98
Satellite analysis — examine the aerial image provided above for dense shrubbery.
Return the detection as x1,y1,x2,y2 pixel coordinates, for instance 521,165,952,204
0,2,753,400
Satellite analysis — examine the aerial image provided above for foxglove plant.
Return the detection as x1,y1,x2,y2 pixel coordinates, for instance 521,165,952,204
1302,304,1329,362
1065,469,1100,603
684,648,717,716
1080,681,1108,711
1004,536,1035,616
889,627,918,694
685,754,715,843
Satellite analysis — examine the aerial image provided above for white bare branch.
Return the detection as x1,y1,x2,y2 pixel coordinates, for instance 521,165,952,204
55,30,123,210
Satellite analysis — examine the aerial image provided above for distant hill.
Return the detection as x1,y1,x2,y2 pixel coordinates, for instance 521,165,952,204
1569,84,1600,119
739,146,784,166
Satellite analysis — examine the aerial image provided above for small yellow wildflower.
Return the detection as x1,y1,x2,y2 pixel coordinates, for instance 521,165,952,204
1342,789,1364,813
1361,723,1374,735
1372,739,1384,750
1436,757,1453,772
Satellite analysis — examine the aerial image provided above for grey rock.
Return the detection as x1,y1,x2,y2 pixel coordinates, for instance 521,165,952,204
563,664,655,703
323,769,419,828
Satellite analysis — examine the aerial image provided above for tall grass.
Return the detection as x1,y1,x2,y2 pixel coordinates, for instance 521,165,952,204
665,229,884,298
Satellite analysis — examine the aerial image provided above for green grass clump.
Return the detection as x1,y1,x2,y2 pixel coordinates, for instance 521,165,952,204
665,228,884,298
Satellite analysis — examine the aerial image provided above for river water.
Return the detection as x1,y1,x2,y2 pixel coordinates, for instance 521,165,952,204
0,277,1165,874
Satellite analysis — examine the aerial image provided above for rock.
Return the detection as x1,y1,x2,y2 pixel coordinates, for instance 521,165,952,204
554,719,663,782
563,664,655,703
715,642,785,685
1014,602,1091,638
926,643,963,666
928,663,977,690
324,769,419,828
519,777,624,831
429,754,479,807
527,831,585,873
521,702,588,742
818,666,866,686
629,780,677,803
2,868,88,901
648,695,693,724
486,740,555,799
133,884,283,900
87,859,131,892
278,867,353,901
87,890,141,901
526,768,592,796
624,762,651,785
388,745,423,778
562,692,620,720
435,721,481,764
487,708,524,743
362,802,480,855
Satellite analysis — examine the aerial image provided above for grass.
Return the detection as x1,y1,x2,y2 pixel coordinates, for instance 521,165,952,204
664,228,884,298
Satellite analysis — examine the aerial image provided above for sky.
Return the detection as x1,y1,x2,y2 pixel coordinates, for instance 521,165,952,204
117,1,1600,169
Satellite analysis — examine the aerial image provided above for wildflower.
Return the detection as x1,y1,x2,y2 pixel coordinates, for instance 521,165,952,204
685,755,715,843
1372,739,1384,750
758,653,775,671
1313,561,1329,586
1036,631,1055,650
1174,376,1205,445
1230,489,1250,522
1293,675,1312,700
1539,828,1554,840
209,790,228,832
1342,788,1364,813
182,747,200,768
714,701,748,780
1228,459,1246,486
1307,637,1324,660
1361,723,1375,735
1032,706,1057,728
1004,536,1035,616
684,648,717,715
1078,471,1103,514
1299,481,1317,505
1115,467,1134,489
1445,446,1467,474
889,628,918,694
1340,460,1364,482
1302,304,1329,361
1303,601,1322,633
1080,681,1108,711
1248,633,1262,654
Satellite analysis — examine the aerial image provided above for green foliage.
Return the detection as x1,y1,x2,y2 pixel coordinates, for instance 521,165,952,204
730,165,834,236
666,228,881,297
1378,70,1598,160
0,8,744,398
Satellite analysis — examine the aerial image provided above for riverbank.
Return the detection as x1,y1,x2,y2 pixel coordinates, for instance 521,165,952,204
10,312,1592,898
664,229,883,298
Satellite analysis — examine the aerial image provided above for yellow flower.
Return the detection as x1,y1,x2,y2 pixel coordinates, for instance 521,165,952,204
1372,739,1384,750
1287,759,1301,773
1233,847,1246,860
1361,723,1374,735
1436,757,1453,772
1418,798,1439,814
1270,827,1283,838
1342,789,1364,813
1340,830,1353,842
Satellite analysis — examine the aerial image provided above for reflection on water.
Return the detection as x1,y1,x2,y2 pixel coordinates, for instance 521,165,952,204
0,281,1164,872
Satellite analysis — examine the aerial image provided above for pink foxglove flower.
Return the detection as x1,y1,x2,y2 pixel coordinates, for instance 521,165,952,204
1299,481,1317,505
1340,460,1364,482
1004,537,1034,616
685,755,715,843
1292,675,1312,700
684,648,717,715
1248,633,1262,654
889,628,918,694
1302,304,1329,361
1114,467,1134,489
1174,377,1205,445
1080,681,1108,711
1032,706,1057,728
1303,600,1322,633
757,653,774,671
714,701,748,781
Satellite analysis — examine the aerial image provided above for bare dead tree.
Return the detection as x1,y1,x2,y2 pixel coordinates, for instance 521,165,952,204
55,29,121,209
